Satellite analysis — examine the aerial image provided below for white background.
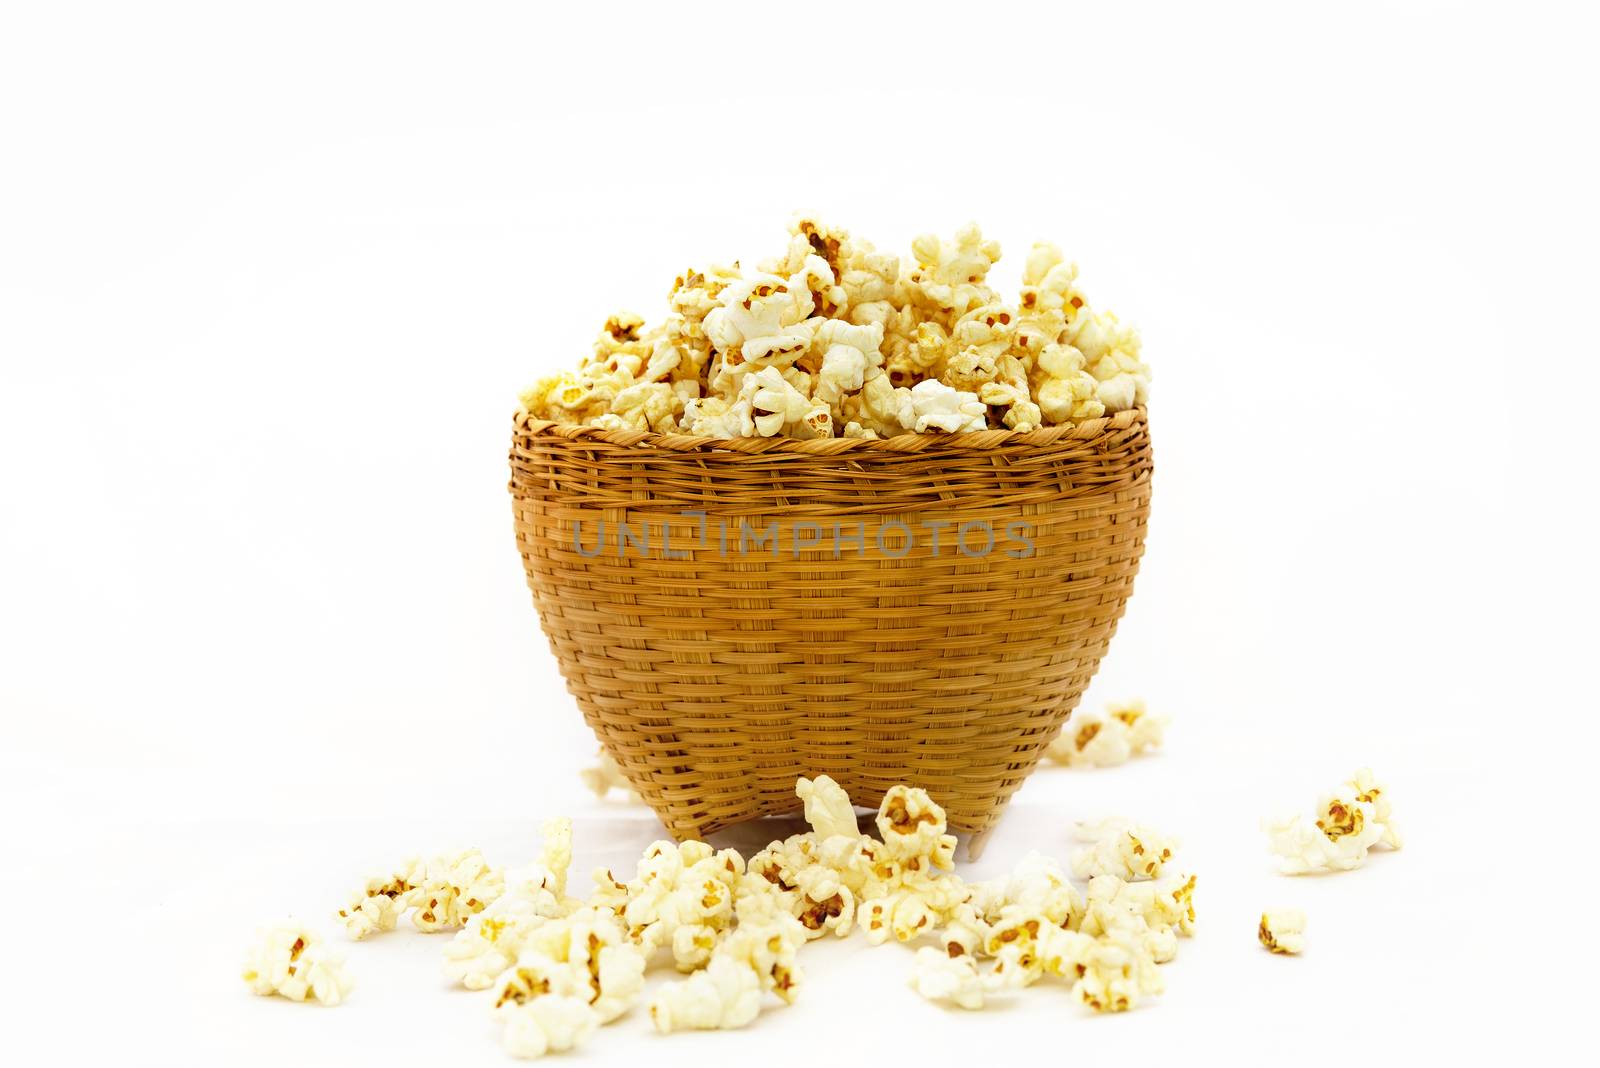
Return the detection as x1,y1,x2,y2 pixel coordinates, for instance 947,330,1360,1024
3,1,1595,1063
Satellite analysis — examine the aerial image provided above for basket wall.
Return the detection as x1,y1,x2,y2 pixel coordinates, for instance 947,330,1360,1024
510,408,1153,841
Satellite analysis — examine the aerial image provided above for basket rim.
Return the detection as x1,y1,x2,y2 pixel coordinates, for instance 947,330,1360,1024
513,405,1147,455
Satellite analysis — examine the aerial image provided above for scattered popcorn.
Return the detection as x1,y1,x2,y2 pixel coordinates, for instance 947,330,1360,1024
519,216,1147,438
1044,698,1167,768
1264,769,1401,874
242,921,353,1007
1071,819,1180,881
1259,908,1306,955
578,750,635,800
442,823,579,990
259,773,1208,1057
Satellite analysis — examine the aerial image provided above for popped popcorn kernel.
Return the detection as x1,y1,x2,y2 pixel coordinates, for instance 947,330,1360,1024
335,858,425,939
1259,908,1306,955
242,921,353,1007
1264,769,1401,874
493,956,602,1059
1073,928,1164,1013
1044,698,1167,768
649,954,763,1033
1071,819,1180,882
411,849,504,932
910,945,990,1010
795,774,860,841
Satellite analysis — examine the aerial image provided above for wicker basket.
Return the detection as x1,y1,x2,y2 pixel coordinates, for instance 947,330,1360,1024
510,407,1152,849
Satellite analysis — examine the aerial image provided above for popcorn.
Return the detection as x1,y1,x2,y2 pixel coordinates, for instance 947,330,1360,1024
704,272,817,373
1108,698,1166,754
1073,927,1164,1013
522,217,1145,437
242,921,353,1007
1044,698,1167,768
999,851,1084,929
442,864,572,989
259,772,1210,1055
619,840,745,963
795,774,859,841
649,894,808,1033
1086,872,1198,940
493,907,647,1027
649,954,763,1033
902,223,1003,326
412,849,504,932
811,319,885,410
1072,311,1150,413
910,946,990,1010
493,954,602,1058
1346,768,1403,849
1264,769,1401,874
335,858,426,939
907,379,987,433
499,992,599,1059
1071,819,1180,882
739,365,815,436
1259,908,1306,954
875,784,958,867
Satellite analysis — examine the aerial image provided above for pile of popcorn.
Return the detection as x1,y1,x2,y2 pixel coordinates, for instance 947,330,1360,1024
517,217,1150,440
243,776,1198,1057
242,738,1403,1053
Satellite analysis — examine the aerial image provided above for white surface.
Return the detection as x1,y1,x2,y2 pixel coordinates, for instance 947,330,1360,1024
2,1,1594,1063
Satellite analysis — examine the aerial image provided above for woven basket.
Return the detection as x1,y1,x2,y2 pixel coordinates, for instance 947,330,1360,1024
510,407,1152,848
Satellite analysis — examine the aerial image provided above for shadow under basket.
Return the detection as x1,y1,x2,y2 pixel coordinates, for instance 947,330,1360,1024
510,407,1153,851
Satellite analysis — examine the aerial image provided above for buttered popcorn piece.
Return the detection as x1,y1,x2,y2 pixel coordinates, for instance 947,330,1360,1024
908,378,988,433
1045,698,1167,768
442,840,579,990
1259,908,1306,955
1264,769,1400,874
902,223,1003,326
500,994,599,1060
1073,928,1164,1013
493,907,647,1026
1108,698,1167,754
875,785,958,867
1346,768,1403,849
336,857,426,939
522,217,1146,437
620,840,745,963
493,954,602,1059
412,849,505,931
739,365,815,436
649,954,763,1033
1071,820,1180,882
242,921,353,1007
1086,872,1198,940
649,895,808,1033
795,774,859,841
910,946,990,1010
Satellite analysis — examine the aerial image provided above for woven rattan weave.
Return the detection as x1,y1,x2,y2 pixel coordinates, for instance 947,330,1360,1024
510,407,1152,845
